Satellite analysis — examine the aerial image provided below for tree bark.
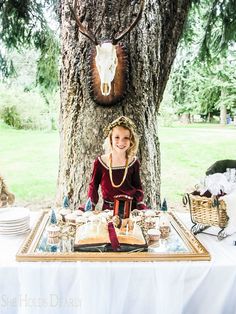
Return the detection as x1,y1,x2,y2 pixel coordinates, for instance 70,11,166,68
58,0,190,209
180,113,191,124
220,104,227,125
220,89,227,125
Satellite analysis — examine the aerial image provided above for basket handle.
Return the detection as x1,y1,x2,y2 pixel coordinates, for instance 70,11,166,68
212,196,219,208
182,193,190,207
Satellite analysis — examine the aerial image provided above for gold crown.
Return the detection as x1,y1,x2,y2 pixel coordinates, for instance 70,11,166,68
103,116,137,137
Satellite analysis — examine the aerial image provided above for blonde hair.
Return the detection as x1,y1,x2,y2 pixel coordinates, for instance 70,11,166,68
103,116,139,157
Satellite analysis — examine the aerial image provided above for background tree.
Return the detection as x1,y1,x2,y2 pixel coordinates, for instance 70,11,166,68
165,50,236,124
0,0,60,130
162,0,236,124
0,0,59,85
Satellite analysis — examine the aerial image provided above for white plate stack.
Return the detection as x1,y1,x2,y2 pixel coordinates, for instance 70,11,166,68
0,207,30,237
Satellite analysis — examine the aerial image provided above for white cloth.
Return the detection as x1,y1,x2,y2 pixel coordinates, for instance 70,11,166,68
1,213,236,314
200,173,233,196
221,189,236,235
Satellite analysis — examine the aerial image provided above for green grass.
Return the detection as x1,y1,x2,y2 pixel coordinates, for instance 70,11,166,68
159,124,236,207
0,122,59,203
1,122,236,209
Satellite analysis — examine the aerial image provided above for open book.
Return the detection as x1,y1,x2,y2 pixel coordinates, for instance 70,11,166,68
74,221,147,252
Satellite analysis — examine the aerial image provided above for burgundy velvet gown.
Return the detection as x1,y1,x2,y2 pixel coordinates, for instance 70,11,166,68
88,156,147,210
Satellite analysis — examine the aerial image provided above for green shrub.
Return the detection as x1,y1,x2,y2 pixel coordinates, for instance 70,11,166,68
0,85,59,130
1,105,23,129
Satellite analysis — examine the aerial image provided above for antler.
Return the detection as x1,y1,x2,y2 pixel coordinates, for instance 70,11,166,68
69,0,98,45
113,0,145,44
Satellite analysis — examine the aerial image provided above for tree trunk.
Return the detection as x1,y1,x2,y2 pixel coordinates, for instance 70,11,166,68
220,104,227,125
58,0,190,209
180,113,191,124
220,88,227,125
207,112,211,123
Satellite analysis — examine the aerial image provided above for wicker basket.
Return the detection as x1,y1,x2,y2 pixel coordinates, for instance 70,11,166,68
184,193,229,239
188,194,229,228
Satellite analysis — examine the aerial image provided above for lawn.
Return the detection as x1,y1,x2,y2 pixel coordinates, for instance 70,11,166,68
0,122,235,209
0,123,59,205
159,124,236,208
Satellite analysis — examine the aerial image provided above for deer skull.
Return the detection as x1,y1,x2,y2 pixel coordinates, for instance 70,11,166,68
95,43,118,96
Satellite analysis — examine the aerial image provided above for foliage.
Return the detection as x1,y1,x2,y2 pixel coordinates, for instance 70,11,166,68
0,48,59,130
0,53,15,78
1,105,22,128
198,0,236,60
0,0,60,92
36,29,60,93
1,0,46,48
161,0,236,121
0,84,59,129
183,0,236,59
171,61,199,115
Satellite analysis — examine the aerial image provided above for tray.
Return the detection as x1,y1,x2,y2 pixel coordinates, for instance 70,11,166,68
16,210,210,262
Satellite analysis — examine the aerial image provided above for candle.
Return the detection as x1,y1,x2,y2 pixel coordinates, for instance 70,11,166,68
133,221,137,234
126,223,129,235
96,220,101,235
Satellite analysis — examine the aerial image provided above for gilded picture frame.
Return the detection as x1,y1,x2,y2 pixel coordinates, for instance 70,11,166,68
16,210,210,262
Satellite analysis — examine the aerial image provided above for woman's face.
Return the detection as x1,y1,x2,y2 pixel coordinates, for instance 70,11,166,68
111,126,131,155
